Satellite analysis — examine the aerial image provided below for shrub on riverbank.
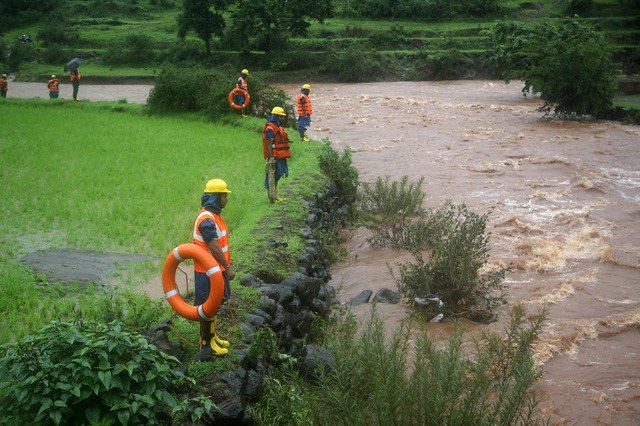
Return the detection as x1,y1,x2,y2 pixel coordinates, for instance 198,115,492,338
359,176,508,323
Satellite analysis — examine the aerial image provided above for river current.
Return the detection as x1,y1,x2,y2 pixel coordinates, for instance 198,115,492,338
298,81,640,426
10,81,640,425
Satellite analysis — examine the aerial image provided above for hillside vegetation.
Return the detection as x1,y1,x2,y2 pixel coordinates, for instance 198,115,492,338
0,0,638,82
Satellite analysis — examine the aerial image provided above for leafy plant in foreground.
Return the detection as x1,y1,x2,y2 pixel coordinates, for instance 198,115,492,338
0,320,178,425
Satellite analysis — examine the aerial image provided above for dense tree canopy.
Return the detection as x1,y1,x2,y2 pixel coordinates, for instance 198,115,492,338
487,18,619,118
178,0,226,55
229,0,332,51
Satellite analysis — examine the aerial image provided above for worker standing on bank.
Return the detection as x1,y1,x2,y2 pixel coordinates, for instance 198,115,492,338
192,179,235,360
47,75,60,99
296,84,312,141
0,74,8,98
235,69,249,117
263,107,291,204
70,67,81,101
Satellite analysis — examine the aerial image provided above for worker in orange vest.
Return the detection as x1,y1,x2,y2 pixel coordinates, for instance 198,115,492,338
70,68,81,101
192,178,235,360
48,75,60,99
263,107,291,203
296,84,313,141
234,69,249,116
0,74,8,98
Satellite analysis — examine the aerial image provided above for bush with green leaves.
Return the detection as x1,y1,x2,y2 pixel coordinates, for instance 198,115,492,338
317,140,359,206
486,18,619,118
358,175,426,247
148,65,292,120
0,320,179,425
392,201,508,323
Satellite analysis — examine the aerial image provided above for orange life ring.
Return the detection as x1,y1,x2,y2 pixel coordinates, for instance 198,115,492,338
228,88,250,111
161,243,224,322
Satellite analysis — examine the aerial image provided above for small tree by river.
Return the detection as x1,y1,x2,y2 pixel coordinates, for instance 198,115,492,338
486,18,619,118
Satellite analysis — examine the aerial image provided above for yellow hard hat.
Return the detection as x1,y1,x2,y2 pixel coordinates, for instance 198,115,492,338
204,178,231,193
271,106,286,116
51,74,56,78
302,84,311,90
241,69,249,75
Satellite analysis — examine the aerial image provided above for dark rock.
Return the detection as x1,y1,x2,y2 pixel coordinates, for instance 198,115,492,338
345,289,373,306
373,287,401,304
245,314,266,329
296,345,335,379
242,369,263,403
239,274,262,288
257,295,277,315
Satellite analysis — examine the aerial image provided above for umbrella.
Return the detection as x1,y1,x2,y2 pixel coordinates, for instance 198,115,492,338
64,58,83,72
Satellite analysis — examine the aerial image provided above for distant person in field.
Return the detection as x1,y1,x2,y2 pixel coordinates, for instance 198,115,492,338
70,68,81,101
296,84,313,141
234,68,249,117
47,75,60,99
192,179,235,360
263,106,291,204
0,74,8,98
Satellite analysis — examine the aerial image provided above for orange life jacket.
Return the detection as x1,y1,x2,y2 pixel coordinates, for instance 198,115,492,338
297,93,312,116
192,209,231,273
70,70,81,81
0,78,7,91
48,79,60,92
262,121,290,159
237,76,247,92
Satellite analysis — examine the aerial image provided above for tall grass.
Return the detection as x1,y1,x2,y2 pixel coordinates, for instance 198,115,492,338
251,304,550,425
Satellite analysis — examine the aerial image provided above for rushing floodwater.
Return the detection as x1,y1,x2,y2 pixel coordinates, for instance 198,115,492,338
296,81,640,426
10,81,640,425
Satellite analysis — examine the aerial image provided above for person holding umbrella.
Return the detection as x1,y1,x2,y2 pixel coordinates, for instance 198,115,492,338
47,75,60,99
65,58,83,101
70,68,81,101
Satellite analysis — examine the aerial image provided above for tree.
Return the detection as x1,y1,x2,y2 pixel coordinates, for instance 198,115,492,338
486,18,619,118
177,0,226,55
228,0,332,52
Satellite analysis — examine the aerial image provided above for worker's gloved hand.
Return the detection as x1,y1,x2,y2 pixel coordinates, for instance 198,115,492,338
267,157,276,165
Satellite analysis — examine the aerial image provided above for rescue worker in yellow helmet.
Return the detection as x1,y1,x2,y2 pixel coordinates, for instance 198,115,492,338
192,178,234,359
263,107,291,203
234,69,249,116
296,84,312,141
0,74,8,98
48,74,60,99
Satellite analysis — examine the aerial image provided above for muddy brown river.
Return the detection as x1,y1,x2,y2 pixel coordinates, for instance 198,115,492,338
9,81,640,425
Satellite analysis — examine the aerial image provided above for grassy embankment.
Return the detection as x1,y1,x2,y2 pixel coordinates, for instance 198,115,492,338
0,98,326,344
